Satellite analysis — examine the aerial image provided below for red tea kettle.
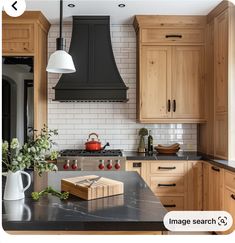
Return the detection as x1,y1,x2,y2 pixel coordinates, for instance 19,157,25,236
85,133,110,151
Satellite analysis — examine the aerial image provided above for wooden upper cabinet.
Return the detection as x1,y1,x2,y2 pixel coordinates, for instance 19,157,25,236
141,28,204,44
140,46,171,120
172,46,204,119
3,11,51,132
215,113,228,159
2,24,34,54
134,15,206,123
214,10,228,113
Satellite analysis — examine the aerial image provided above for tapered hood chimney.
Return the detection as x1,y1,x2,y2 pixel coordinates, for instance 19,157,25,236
53,16,129,102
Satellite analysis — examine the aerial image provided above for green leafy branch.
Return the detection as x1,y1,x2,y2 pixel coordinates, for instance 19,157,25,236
2,125,59,175
31,186,69,201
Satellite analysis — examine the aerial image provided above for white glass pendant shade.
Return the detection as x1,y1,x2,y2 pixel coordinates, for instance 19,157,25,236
46,50,76,73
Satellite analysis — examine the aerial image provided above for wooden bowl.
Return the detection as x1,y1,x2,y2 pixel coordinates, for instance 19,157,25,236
154,146,180,154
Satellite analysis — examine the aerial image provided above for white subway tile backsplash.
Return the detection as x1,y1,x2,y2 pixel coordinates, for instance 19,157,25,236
47,24,197,151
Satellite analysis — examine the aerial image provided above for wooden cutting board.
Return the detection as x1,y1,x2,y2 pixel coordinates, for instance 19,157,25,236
61,175,124,200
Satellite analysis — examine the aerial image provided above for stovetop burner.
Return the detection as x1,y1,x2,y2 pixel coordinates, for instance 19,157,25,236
60,149,123,157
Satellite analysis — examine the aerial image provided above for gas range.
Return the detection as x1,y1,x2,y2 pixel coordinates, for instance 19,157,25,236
57,149,126,171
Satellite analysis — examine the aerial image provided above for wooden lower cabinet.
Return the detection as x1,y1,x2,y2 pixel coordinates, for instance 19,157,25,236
224,187,235,234
209,165,224,210
126,160,203,211
158,196,184,211
223,171,235,234
150,176,185,194
202,162,210,210
203,162,224,211
127,160,235,233
126,161,149,186
187,161,203,210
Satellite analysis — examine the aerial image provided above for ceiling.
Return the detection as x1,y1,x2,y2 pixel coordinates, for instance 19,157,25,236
25,0,224,24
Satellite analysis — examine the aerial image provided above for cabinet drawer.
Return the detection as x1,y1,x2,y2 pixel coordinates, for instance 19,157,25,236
150,161,185,174
150,176,185,194
159,196,184,211
2,24,34,53
224,187,235,234
225,171,235,190
142,28,204,43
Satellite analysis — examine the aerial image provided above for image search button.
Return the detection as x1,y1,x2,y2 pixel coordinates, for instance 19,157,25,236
163,211,233,232
4,0,26,17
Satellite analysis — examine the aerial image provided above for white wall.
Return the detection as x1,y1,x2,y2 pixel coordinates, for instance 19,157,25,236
48,24,197,151
2,64,33,145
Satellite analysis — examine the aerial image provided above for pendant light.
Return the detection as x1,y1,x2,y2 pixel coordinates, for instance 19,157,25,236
46,0,76,73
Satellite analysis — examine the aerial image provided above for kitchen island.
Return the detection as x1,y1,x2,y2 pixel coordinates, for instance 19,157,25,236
2,171,167,234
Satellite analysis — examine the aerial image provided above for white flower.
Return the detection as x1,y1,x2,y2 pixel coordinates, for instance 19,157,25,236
10,138,20,149
2,141,9,152
30,147,36,153
11,160,18,165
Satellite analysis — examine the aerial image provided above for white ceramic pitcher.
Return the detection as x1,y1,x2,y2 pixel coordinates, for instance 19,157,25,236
3,170,31,200
3,199,32,221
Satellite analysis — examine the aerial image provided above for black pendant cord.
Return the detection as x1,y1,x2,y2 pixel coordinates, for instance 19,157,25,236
56,0,64,50
59,0,63,38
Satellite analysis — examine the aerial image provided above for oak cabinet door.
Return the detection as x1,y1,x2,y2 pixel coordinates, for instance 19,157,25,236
214,10,228,113
2,24,34,54
224,187,235,234
202,162,210,211
214,113,228,159
187,161,203,210
126,161,149,185
208,165,224,210
140,46,171,120
172,46,204,119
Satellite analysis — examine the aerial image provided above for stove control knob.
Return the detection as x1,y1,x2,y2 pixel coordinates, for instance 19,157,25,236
63,160,70,170
99,160,105,170
107,160,112,170
115,160,121,170
71,160,78,170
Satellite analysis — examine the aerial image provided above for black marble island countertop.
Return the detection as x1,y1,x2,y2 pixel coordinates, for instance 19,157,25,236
2,171,167,232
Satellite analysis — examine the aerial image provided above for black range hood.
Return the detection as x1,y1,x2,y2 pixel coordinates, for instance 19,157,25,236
53,16,129,102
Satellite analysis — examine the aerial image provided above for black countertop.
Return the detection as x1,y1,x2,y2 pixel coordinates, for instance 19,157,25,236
2,171,167,232
124,151,203,161
124,151,235,172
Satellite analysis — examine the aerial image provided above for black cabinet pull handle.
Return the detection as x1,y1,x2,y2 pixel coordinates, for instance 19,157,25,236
165,34,182,38
231,194,235,200
173,100,176,112
167,100,171,112
158,166,176,170
163,204,176,208
211,166,220,172
133,162,141,168
158,183,176,187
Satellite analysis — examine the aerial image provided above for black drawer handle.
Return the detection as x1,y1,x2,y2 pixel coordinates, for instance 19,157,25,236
173,100,176,112
158,183,176,187
165,34,182,38
158,166,176,170
231,194,235,200
163,204,176,208
133,162,141,168
211,166,220,172
167,100,171,112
